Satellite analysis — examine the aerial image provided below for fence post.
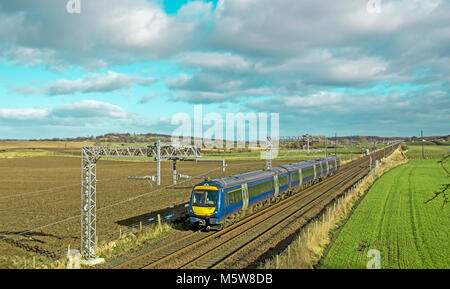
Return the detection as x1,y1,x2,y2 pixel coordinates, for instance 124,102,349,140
287,245,291,267
157,214,161,228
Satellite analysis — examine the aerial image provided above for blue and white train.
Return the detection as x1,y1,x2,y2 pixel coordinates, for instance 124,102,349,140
189,156,340,229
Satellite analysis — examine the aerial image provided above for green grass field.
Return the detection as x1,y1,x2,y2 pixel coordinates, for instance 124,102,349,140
321,157,449,269
405,141,450,160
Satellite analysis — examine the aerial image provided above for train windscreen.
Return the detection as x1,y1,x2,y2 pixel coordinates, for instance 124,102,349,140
193,190,218,206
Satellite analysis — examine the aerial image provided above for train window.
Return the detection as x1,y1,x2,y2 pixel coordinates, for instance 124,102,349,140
193,191,204,204
248,185,259,198
205,191,218,205
279,175,288,187
228,189,242,205
303,167,314,178
292,171,300,182
193,190,217,206
248,178,275,198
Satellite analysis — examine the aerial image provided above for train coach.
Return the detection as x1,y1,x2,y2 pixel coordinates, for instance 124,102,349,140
189,156,340,230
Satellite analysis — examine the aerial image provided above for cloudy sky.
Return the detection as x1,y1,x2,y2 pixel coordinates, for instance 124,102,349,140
0,0,449,139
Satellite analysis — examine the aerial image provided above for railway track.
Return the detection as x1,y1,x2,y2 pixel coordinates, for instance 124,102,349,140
113,144,398,269
181,164,369,269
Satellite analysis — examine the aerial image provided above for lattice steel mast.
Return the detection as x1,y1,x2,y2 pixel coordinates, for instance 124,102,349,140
80,142,200,261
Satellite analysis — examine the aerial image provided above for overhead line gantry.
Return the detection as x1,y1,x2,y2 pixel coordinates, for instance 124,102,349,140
80,140,201,261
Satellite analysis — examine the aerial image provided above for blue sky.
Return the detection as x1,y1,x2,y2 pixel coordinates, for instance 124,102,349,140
0,0,449,140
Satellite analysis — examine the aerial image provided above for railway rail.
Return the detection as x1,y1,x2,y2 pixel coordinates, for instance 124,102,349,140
113,144,398,269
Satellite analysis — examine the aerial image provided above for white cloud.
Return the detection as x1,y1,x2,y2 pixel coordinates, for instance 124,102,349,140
50,100,128,119
177,1,213,20
1,46,65,70
175,52,251,72
0,108,49,120
0,100,128,121
281,92,343,108
104,4,170,48
44,71,156,95
0,0,212,68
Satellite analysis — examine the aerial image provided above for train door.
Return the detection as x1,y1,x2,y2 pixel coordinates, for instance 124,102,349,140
274,175,279,197
326,161,329,174
241,183,249,211
299,169,303,187
288,171,292,188
313,165,317,179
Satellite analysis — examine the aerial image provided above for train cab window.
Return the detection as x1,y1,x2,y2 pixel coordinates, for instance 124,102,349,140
193,190,218,206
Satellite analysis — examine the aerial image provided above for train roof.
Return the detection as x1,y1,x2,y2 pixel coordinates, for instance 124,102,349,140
208,156,340,188
212,166,286,188
285,156,339,170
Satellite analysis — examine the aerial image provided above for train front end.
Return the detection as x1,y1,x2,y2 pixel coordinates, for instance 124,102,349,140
189,182,224,230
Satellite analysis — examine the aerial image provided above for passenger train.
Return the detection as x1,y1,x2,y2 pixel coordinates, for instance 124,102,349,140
189,156,340,230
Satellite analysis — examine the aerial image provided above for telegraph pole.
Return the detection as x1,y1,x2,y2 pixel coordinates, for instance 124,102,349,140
173,159,177,185
421,130,425,159
350,137,352,160
156,140,161,186
325,136,328,157
373,140,376,168
335,132,337,156
266,136,272,169
307,135,310,153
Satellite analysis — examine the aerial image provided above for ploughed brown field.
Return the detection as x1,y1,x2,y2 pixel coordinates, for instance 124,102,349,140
0,142,296,267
